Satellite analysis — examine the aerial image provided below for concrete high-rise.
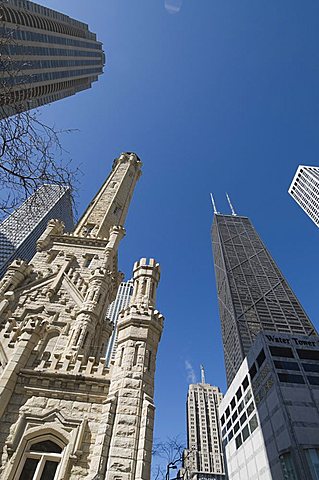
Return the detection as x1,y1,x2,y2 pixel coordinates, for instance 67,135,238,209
288,165,319,227
0,184,73,279
105,279,133,366
0,152,164,480
181,367,225,480
212,210,317,386
219,331,319,480
0,0,104,118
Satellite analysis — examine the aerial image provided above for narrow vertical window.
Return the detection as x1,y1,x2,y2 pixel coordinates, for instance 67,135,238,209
119,347,124,367
147,350,152,371
133,345,139,366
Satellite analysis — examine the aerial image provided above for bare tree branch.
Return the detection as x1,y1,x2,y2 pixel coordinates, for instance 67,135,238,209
0,21,78,220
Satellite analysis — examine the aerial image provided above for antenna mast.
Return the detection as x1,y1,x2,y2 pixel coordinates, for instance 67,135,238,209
200,364,206,384
226,193,237,216
210,193,219,214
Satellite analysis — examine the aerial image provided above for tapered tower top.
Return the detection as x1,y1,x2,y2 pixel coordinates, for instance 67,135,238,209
75,152,142,239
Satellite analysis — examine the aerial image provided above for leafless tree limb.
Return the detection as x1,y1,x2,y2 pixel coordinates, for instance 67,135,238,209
0,21,78,220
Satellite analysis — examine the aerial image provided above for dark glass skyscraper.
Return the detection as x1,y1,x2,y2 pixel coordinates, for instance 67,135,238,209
212,213,317,385
0,0,104,118
0,184,73,278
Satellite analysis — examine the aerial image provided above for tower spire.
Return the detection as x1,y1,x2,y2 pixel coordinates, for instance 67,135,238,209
226,192,237,216
75,152,142,239
200,364,206,384
210,193,219,214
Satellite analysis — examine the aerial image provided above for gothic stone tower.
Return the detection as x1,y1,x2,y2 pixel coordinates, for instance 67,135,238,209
0,152,164,480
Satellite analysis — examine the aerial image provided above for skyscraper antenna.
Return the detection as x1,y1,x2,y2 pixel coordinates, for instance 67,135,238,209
210,193,219,214
226,193,237,216
200,364,206,384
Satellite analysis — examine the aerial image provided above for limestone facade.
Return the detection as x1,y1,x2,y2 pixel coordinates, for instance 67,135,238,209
0,152,164,480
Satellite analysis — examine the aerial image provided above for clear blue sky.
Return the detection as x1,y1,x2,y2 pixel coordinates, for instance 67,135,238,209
38,0,319,460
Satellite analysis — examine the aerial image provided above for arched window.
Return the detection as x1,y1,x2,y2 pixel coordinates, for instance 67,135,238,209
15,438,64,480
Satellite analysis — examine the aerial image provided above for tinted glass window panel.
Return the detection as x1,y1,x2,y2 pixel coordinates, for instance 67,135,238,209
303,363,319,373
235,434,242,449
297,349,319,361
274,360,300,371
19,458,39,480
240,412,247,425
249,363,257,379
257,349,266,367
307,376,319,386
39,460,59,480
249,414,258,433
242,425,250,442
278,373,305,384
269,346,294,358
242,376,249,391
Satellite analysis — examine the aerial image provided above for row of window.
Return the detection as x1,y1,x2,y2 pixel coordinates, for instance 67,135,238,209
0,26,100,50
3,43,103,58
1,59,101,72
269,345,319,361
2,6,97,42
3,67,102,87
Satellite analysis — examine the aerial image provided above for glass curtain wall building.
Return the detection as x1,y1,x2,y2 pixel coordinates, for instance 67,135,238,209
0,0,104,118
0,184,73,278
212,213,317,386
288,165,319,227
105,280,134,367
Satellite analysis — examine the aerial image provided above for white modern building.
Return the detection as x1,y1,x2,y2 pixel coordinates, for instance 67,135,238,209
181,367,226,480
0,184,73,278
288,165,319,227
105,279,133,366
219,331,319,480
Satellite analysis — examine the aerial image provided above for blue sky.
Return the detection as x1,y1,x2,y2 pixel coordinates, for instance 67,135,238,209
37,0,319,458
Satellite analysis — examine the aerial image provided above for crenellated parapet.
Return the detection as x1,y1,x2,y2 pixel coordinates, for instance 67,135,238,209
37,218,65,251
0,259,33,298
130,257,161,309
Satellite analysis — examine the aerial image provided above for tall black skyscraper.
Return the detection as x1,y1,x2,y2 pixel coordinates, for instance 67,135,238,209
212,211,317,385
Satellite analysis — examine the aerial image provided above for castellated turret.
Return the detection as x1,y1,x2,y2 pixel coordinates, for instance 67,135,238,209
0,153,163,480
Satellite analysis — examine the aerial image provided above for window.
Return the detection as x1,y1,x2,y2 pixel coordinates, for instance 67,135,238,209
274,360,300,371
249,414,258,433
16,439,63,480
280,452,298,480
246,402,254,417
269,346,294,358
235,433,242,449
242,425,250,441
297,349,319,361
305,448,319,480
307,376,319,386
239,412,247,426
236,387,242,401
233,422,239,434
238,401,244,413
83,254,94,268
256,349,266,367
242,376,249,391
303,363,319,373
278,373,305,384
249,363,257,380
